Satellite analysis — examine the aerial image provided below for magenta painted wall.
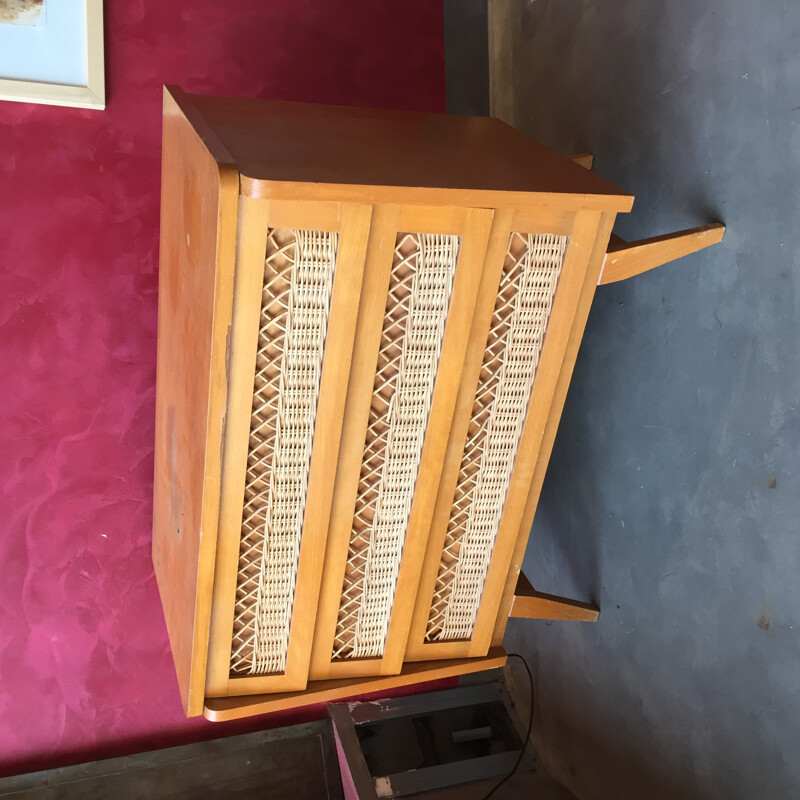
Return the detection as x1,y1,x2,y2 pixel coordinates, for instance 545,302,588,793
0,1,445,777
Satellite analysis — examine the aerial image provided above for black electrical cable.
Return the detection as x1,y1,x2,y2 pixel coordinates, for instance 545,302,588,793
481,652,535,800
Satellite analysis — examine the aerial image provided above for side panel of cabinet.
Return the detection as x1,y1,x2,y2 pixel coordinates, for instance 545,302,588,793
205,198,372,697
152,90,239,717
405,208,604,662
309,206,494,681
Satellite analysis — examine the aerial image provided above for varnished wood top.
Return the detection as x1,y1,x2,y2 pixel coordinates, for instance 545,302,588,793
166,86,633,212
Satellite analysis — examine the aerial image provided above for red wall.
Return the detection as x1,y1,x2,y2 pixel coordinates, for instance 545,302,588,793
0,1,444,776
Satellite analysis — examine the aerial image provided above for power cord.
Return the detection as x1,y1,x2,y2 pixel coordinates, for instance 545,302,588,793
481,653,535,800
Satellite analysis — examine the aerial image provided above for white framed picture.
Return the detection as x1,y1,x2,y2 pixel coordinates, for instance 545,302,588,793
0,0,104,110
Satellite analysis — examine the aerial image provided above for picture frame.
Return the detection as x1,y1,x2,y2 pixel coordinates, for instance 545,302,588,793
0,0,104,110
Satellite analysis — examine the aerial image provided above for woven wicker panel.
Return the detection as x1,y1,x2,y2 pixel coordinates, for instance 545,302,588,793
332,233,460,660
230,228,339,676
425,232,568,642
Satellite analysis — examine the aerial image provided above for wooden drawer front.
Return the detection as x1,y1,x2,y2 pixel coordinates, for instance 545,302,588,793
427,231,568,642
207,198,371,697
333,230,461,661
229,226,338,676
310,206,493,681
406,210,602,662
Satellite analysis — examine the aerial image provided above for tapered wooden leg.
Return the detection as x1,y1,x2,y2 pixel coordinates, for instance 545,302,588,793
570,152,594,169
600,223,725,285
510,572,599,622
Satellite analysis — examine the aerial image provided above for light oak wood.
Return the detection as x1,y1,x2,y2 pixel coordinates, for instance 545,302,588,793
205,196,270,698
511,206,574,236
406,211,603,663
309,205,401,681
152,88,239,716
273,202,373,692
510,572,599,621
258,200,343,231
204,648,508,722
207,199,372,697
600,223,725,285
491,212,617,647
379,209,494,672
311,207,494,681
404,209,515,663
397,205,468,235
240,180,631,213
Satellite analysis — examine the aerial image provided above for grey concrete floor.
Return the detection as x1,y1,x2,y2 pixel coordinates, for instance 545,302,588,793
481,1,800,799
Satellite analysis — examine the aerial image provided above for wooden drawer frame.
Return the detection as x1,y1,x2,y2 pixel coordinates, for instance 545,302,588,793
309,205,493,681
205,197,371,697
405,208,608,662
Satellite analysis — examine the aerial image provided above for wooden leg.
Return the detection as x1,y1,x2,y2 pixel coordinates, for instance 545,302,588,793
203,648,508,721
510,572,599,622
600,223,725,285
569,152,594,169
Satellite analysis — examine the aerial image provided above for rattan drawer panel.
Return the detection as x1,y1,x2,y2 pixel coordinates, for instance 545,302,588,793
205,199,372,698
405,212,605,663
309,207,494,682
230,228,339,677
425,233,568,644
332,232,460,662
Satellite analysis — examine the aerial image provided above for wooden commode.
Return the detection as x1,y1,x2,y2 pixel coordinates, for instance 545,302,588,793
152,86,723,720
